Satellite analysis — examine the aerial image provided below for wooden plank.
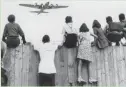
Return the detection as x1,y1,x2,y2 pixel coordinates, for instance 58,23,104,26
117,46,125,85
101,49,106,86
7,48,16,86
22,44,30,85
121,46,126,85
123,47,126,81
60,47,69,86
104,47,110,86
28,45,37,85
113,46,119,86
3,48,13,85
34,50,40,86
59,47,77,86
28,44,36,85
108,47,115,86
21,44,27,85
9,48,16,86
33,47,39,85
55,48,65,86
89,47,97,83
14,46,23,86
96,49,102,86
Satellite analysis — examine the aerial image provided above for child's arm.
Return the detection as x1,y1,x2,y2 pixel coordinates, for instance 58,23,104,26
78,35,82,45
90,33,98,38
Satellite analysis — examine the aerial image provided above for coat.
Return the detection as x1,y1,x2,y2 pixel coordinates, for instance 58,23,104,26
93,27,109,49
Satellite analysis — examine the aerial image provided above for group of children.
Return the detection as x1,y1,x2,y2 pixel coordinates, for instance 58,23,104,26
1,13,126,86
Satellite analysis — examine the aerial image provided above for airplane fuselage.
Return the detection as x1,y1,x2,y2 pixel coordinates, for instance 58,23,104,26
19,2,68,14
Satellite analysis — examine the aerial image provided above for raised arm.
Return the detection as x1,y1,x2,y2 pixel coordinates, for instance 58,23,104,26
90,33,98,38
92,28,98,44
18,24,26,44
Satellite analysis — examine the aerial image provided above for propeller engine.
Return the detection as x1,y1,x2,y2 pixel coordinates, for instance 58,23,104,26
50,4,54,8
56,4,58,6
34,3,38,6
38,3,43,9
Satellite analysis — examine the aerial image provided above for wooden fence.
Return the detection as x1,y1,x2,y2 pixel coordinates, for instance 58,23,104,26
2,43,126,86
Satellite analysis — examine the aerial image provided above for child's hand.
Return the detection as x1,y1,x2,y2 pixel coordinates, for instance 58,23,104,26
58,45,62,49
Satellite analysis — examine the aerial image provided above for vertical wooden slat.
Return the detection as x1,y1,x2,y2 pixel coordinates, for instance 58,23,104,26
21,44,26,85
28,44,36,85
55,48,63,86
101,49,106,86
108,47,115,86
123,46,126,84
117,46,125,85
35,50,40,86
22,44,30,85
113,46,119,86
28,45,35,85
96,49,102,86
4,48,16,86
14,46,22,86
62,47,69,86
104,47,110,86
9,48,16,86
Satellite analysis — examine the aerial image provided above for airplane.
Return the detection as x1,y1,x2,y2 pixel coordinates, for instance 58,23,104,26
19,2,69,14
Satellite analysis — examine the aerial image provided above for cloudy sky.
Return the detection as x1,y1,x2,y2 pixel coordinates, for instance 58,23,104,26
1,0,126,48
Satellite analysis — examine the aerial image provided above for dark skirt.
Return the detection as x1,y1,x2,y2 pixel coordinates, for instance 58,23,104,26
38,73,55,86
6,37,20,48
63,34,77,48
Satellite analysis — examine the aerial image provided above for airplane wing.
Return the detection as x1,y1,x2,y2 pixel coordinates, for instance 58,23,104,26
30,9,48,14
30,11,48,13
19,4,39,9
48,5,68,9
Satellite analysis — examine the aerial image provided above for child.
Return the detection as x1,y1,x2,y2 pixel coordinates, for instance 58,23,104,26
2,14,26,48
118,13,126,46
62,16,78,48
92,20,109,48
104,16,122,46
37,35,61,86
62,16,78,86
77,23,98,84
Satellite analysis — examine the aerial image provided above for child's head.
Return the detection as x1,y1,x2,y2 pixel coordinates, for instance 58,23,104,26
106,16,113,24
42,35,50,43
8,14,15,23
79,23,89,32
65,16,72,23
119,13,125,22
92,20,101,28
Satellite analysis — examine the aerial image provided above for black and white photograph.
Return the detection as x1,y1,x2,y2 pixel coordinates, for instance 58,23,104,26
1,0,126,86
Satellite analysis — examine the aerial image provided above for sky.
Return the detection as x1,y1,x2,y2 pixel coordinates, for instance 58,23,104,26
1,0,126,48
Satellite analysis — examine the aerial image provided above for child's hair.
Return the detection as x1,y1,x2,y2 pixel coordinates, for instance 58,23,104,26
119,13,125,21
92,20,101,28
8,14,15,23
106,16,113,23
79,23,89,32
65,16,72,23
42,35,50,43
